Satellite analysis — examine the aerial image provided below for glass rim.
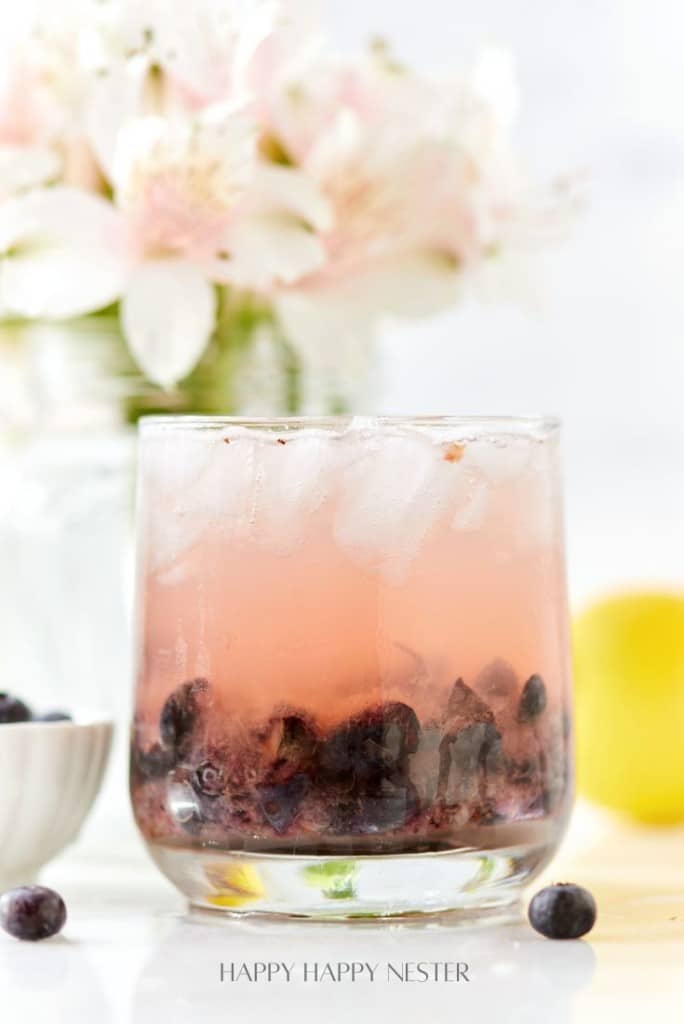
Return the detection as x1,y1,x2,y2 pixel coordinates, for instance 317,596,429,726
138,414,561,435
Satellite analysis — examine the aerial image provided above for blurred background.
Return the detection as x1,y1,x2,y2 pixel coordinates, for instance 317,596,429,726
327,0,684,606
2,0,683,605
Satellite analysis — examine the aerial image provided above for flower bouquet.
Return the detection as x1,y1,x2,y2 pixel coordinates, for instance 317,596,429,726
0,0,562,417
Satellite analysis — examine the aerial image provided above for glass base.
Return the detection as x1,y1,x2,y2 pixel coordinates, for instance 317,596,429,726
146,836,555,921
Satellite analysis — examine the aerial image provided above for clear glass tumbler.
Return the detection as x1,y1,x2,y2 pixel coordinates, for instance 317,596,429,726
131,416,572,919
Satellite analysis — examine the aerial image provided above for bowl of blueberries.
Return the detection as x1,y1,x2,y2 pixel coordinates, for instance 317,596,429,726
0,691,113,890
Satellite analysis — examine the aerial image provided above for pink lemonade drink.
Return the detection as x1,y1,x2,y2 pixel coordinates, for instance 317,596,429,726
131,417,572,918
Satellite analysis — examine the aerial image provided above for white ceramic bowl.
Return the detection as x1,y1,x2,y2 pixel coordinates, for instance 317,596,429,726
0,718,113,889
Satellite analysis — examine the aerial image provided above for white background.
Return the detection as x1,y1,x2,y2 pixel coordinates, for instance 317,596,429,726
3,0,684,604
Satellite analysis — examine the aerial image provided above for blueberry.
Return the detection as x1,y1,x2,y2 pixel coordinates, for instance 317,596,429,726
159,678,210,754
279,715,318,757
528,883,597,939
474,805,508,825
192,760,226,798
0,693,32,724
0,886,66,942
320,702,420,786
526,789,554,815
130,741,175,783
259,713,318,781
505,756,538,786
518,675,547,722
257,774,309,834
333,777,420,834
176,776,235,834
36,711,72,723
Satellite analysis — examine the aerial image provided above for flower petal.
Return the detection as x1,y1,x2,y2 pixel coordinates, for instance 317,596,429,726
121,259,216,387
274,250,458,398
214,213,325,289
0,186,127,318
275,282,376,404
0,144,61,196
84,57,151,182
253,163,332,231
358,250,460,319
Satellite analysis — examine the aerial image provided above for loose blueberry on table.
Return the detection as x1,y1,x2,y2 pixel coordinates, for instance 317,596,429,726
130,662,569,852
0,886,67,942
528,883,597,939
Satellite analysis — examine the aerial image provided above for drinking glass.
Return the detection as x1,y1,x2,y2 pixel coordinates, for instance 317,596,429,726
131,416,572,919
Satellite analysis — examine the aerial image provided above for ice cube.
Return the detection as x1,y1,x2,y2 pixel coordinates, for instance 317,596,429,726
239,430,341,555
144,427,362,568
462,438,532,482
333,430,465,583
444,677,495,728
450,468,490,531
142,432,257,571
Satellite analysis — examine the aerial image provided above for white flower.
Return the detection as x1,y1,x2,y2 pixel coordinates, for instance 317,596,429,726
81,0,317,179
0,103,330,387
263,52,462,378
0,187,126,319
0,2,561,392
267,43,546,382
0,13,106,198
0,54,63,199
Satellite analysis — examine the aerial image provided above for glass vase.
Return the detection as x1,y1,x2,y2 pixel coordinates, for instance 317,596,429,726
0,306,315,726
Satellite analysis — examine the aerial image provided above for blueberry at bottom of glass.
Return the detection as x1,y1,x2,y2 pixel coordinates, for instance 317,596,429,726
130,675,571,918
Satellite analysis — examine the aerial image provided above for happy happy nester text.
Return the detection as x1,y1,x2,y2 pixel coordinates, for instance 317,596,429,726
220,962,470,983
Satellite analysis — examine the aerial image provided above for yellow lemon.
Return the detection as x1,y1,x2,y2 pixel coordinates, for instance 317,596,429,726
573,591,684,823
